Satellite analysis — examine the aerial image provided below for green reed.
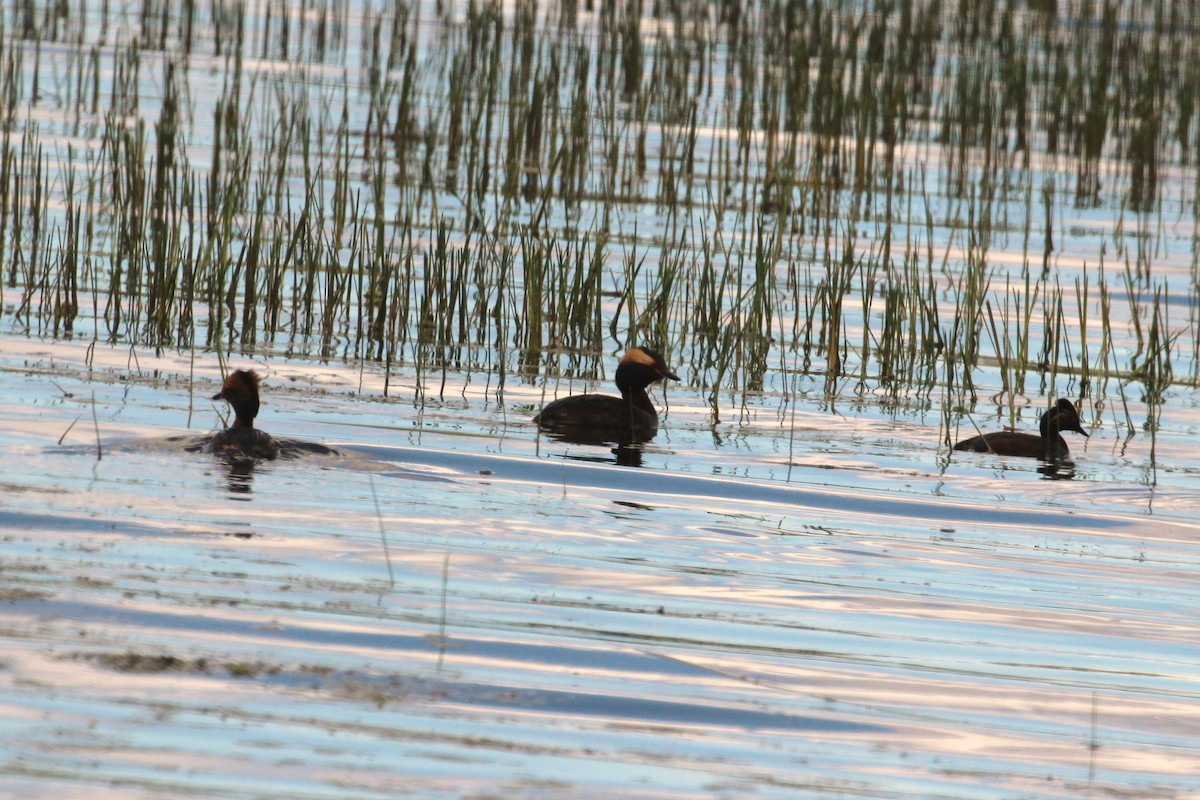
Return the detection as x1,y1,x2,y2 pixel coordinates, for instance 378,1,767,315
2,0,1199,422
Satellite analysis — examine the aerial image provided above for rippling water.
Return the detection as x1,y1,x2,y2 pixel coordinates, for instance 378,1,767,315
4,0,1200,795
2,338,1198,798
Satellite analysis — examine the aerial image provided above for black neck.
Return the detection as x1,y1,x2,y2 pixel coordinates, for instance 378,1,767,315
619,385,657,416
232,410,257,429
1038,410,1061,439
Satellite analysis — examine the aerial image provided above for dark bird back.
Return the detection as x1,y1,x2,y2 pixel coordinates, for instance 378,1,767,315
534,347,679,444
954,398,1088,461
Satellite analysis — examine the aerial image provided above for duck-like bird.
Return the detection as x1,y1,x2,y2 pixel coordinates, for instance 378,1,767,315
954,398,1088,461
534,347,679,444
210,369,279,460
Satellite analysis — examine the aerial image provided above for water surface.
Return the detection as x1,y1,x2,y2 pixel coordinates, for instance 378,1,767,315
2,338,1198,798
3,0,1200,796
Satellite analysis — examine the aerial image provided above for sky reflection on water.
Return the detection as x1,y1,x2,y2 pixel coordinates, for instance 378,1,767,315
2,339,1198,798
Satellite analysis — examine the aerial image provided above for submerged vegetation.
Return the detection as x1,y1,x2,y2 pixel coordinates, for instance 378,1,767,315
1,0,1197,436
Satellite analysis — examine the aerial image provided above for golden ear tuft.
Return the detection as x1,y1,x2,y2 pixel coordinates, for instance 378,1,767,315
623,347,658,368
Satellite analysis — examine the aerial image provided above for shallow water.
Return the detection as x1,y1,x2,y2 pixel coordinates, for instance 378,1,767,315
3,337,1199,799
4,0,1200,796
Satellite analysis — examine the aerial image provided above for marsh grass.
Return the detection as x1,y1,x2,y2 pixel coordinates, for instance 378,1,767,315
1,0,1198,437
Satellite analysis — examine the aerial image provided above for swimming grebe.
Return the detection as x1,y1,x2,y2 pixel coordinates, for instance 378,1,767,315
534,347,679,443
954,398,1088,461
210,369,279,459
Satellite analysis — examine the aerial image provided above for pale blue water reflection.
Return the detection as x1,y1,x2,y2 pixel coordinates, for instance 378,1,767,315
3,0,1200,794
2,341,1198,798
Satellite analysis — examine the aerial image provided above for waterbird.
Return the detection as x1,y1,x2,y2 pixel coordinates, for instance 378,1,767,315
209,369,279,460
953,398,1088,461
533,347,679,444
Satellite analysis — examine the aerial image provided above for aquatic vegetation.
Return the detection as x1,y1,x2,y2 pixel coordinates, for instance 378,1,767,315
0,0,1197,437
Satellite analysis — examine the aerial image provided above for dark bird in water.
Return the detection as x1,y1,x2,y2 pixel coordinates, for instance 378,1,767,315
954,398,1088,461
534,347,679,444
210,369,279,460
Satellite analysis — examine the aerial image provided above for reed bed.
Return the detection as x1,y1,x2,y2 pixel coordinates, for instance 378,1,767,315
1,0,1198,435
